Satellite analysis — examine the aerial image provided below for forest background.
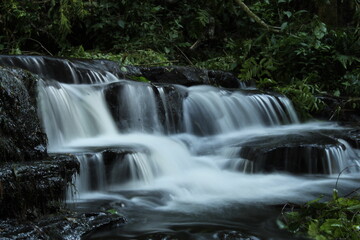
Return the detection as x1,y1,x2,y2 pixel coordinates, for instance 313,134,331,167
0,0,359,119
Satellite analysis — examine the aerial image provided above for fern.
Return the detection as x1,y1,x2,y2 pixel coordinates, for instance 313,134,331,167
196,9,210,27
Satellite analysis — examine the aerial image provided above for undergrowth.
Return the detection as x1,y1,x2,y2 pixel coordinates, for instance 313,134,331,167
278,168,360,240
279,190,360,240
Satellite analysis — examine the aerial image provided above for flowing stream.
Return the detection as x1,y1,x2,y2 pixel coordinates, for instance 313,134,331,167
11,56,358,239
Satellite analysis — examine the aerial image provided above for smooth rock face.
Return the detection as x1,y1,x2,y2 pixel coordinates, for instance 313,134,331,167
0,67,47,162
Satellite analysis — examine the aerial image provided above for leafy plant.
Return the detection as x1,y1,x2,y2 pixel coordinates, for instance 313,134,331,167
279,189,360,240
275,79,325,120
62,46,171,67
195,55,237,71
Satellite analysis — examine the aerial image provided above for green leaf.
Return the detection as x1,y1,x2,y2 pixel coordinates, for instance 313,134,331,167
276,219,287,229
333,90,340,97
315,235,327,240
283,11,292,18
320,219,344,236
281,22,288,31
307,196,323,205
314,22,327,40
308,220,320,237
106,209,118,215
346,204,360,211
117,20,125,28
332,189,338,200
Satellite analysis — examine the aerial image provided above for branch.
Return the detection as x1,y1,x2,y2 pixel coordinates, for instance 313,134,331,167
175,45,194,65
234,0,281,33
27,38,53,56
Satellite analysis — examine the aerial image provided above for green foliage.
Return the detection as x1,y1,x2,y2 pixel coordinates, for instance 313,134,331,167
280,190,360,240
274,80,325,119
63,46,170,67
0,0,359,119
106,208,119,215
128,76,151,83
195,55,237,71
235,2,360,119
0,0,260,60
0,0,87,53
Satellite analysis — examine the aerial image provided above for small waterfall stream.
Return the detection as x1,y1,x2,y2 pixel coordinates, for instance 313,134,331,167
2,56,359,239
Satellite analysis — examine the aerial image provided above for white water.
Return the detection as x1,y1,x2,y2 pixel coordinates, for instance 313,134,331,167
37,74,360,213
37,81,118,150
183,86,299,135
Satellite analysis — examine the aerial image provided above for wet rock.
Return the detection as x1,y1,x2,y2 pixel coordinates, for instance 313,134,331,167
152,83,187,133
0,154,79,219
316,126,360,150
0,55,244,89
0,211,125,240
0,55,125,84
138,66,241,88
0,66,47,162
235,132,357,174
215,230,260,240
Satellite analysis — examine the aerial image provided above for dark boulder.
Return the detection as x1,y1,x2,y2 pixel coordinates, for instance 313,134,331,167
152,83,187,134
0,67,47,162
234,132,357,174
0,154,79,219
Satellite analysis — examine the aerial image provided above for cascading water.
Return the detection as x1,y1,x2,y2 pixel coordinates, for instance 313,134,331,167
19,57,360,239
37,81,118,150
183,86,299,135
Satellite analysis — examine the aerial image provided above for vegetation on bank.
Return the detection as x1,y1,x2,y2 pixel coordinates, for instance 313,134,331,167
278,167,360,240
1,0,359,120
278,189,360,240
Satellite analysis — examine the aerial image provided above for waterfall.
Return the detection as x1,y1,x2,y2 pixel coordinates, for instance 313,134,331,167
116,83,163,133
15,56,356,238
35,71,360,205
37,81,118,150
183,86,299,135
0,55,348,223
